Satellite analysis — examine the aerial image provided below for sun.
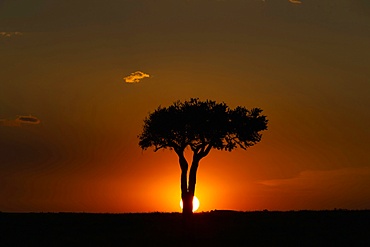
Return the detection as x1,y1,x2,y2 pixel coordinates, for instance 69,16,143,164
180,196,200,212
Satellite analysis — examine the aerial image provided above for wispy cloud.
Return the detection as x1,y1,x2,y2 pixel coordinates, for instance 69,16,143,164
0,115,41,127
0,32,23,38
123,71,150,83
288,0,302,4
257,167,370,209
258,167,370,190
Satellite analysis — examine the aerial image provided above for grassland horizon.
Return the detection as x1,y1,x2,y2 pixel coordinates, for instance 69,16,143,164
2,210,369,246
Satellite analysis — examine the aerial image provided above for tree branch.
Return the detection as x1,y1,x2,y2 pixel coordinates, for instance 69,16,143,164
154,145,166,152
204,143,212,156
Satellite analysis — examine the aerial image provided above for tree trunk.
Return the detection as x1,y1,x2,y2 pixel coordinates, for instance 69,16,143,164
178,152,202,218
182,191,193,217
178,153,192,216
188,158,199,198
182,158,200,217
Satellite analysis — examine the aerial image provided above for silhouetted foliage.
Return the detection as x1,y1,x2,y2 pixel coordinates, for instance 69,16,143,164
138,98,268,216
139,98,267,152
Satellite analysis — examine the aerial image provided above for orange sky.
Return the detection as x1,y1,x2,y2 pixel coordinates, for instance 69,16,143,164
1,0,370,212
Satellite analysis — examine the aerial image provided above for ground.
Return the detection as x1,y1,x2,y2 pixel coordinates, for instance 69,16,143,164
1,210,369,246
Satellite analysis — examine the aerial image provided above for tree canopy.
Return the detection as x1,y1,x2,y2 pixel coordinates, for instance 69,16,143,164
139,98,268,155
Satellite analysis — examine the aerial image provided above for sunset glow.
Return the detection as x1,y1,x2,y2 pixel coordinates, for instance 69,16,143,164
1,0,370,213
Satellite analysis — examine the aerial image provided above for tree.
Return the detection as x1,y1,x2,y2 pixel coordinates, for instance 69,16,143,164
138,98,268,216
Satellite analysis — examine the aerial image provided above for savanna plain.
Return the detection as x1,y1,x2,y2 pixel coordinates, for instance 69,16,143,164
1,210,369,246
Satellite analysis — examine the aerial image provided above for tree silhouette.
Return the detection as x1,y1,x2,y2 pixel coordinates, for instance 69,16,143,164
138,98,268,216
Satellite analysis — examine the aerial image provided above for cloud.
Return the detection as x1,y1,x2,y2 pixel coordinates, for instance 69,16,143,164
258,167,370,198
0,115,41,127
0,32,23,38
123,71,150,83
257,167,370,209
258,167,370,188
289,0,302,4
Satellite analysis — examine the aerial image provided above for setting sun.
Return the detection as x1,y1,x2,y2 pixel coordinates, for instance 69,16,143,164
180,196,200,212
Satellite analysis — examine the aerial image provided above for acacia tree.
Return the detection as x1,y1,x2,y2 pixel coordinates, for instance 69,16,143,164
138,98,268,216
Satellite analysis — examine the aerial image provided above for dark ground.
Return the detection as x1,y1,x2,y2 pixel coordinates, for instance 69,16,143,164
1,210,369,247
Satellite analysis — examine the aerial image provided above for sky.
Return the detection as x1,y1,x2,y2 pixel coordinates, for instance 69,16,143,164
1,0,369,213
